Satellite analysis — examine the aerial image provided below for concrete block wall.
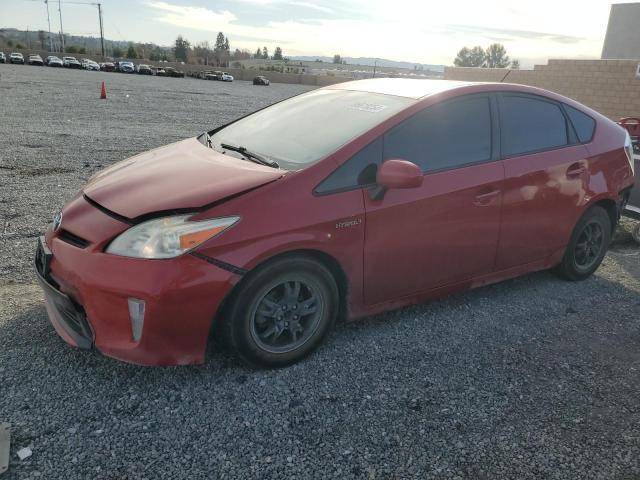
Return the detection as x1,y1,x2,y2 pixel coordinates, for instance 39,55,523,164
444,59,640,120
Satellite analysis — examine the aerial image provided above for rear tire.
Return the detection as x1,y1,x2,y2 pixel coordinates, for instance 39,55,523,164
554,206,611,281
220,255,339,368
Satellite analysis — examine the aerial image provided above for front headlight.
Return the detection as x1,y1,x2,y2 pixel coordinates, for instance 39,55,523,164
624,131,635,175
106,214,240,259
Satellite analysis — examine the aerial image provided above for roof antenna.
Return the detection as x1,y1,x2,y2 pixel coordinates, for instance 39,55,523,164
500,69,512,83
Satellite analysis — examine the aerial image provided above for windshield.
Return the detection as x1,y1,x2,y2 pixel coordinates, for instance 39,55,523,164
209,89,412,170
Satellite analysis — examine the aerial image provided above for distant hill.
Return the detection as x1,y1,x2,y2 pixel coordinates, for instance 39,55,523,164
290,56,445,72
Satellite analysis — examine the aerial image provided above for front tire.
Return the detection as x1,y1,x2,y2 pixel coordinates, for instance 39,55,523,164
555,206,611,281
221,255,339,367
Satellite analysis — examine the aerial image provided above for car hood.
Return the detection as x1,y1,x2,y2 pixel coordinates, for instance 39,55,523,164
83,137,284,219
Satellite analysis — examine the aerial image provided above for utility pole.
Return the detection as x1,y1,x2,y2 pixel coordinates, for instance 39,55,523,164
58,0,65,53
372,59,377,78
45,0,54,52
97,3,105,57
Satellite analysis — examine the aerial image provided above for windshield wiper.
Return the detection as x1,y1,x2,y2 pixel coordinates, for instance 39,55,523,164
220,143,279,168
203,132,213,148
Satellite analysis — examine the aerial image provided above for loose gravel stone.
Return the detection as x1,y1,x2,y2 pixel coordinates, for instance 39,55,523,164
1,63,640,479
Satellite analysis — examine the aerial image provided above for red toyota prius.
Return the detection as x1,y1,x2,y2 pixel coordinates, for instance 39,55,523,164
35,78,636,367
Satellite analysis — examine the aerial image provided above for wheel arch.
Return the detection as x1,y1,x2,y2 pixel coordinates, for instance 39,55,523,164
210,248,350,342
588,197,619,233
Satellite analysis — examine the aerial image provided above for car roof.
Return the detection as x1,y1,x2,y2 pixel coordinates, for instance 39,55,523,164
326,78,480,100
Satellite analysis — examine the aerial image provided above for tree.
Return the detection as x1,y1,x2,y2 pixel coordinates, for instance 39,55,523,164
232,48,250,61
126,43,137,59
215,32,225,51
454,46,486,67
273,46,283,60
150,47,168,62
485,43,510,68
254,47,262,59
112,46,123,57
79,47,86,54
213,32,230,66
65,45,78,53
469,46,486,67
173,35,191,62
333,54,341,64
510,59,521,70
262,46,268,59
453,47,471,67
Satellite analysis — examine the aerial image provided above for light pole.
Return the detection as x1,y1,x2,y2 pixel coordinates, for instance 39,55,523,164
58,0,65,53
45,0,53,52
97,3,105,57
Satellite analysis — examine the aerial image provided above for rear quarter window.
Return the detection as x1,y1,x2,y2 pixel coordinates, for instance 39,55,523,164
564,105,596,143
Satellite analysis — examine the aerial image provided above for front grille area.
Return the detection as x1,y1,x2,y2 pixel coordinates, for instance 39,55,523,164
58,230,90,249
35,236,93,349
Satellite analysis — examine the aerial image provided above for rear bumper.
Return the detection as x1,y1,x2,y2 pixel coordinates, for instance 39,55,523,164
35,232,239,366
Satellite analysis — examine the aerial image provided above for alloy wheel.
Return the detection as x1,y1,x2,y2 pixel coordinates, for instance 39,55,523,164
574,220,604,270
250,279,323,354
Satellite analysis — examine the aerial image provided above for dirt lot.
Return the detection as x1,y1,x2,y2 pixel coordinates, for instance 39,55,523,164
1,64,639,480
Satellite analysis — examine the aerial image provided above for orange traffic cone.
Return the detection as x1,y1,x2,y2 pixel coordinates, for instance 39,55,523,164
100,81,107,99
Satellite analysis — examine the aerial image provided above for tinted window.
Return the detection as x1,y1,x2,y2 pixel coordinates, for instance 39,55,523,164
500,95,568,156
383,96,492,172
564,104,595,143
315,138,382,194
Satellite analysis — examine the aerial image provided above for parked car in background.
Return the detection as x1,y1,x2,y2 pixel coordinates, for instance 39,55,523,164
100,62,115,72
63,56,81,69
9,52,25,64
136,64,153,75
27,54,44,66
81,59,100,71
33,78,636,368
163,67,185,78
0,52,6,63
253,76,270,86
211,70,223,80
115,61,135,73
44,55,63,67
221,72,234,82
153,67,166,76
196,70,212,79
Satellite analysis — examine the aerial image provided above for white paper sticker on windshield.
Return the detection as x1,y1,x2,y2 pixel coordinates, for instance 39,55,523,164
348,103,388,113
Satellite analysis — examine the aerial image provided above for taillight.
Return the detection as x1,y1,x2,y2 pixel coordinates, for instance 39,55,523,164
624,131,635,175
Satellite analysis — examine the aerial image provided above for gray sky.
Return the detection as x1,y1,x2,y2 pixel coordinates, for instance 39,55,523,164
1,0,631,66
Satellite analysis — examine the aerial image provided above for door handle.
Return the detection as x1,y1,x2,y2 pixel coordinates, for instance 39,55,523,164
474,190,500,206
566,162,586,178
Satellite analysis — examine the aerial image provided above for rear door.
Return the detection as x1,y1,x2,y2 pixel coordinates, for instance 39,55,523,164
362,94,504,305
495,93,592,270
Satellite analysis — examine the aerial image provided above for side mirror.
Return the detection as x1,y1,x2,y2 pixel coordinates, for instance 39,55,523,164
370,159,423,200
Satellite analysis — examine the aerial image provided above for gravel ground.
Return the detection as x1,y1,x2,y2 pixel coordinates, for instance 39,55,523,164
1,64,640,480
